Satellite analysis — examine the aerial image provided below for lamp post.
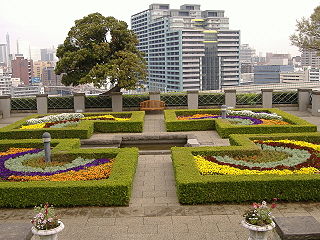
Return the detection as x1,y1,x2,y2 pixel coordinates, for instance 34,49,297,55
42,132,51,163
221,105,227,119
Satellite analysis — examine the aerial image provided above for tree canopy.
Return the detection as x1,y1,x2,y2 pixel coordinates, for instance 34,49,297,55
290,6,320,53
55,13,147,92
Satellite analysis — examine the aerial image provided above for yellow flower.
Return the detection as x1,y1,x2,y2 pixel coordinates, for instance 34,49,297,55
194,155,319,175
20,123,46,129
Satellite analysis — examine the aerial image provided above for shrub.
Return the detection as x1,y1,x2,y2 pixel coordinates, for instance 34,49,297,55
165,108,317,138
0,139,138,207
0,111,144,139
172,132,320,204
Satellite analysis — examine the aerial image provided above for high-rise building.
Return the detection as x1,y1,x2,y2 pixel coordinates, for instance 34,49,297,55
11,55,33,85
33,61,54,78
6,33,11,68
40,48,56,62
0,44,7,67
42,66,62,86
254,65,294,84
301,50,320,68
0,69,12,95
239,44,255,63
131,4,240,91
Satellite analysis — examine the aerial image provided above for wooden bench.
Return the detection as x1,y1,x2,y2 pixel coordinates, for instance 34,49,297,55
140,100,165,111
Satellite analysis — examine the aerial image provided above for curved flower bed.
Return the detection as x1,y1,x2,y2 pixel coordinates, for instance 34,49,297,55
0,148,113,181
177,112,289,125
20,113,130,130
194,140,320,175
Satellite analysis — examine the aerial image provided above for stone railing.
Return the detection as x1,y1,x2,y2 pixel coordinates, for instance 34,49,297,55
0,88,319,118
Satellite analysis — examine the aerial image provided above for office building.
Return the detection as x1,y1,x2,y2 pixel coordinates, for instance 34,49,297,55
40,48,56,62
33,61,54,79
240,44,255,63
42,66,62,86
0,44,7,67
307,68,320,81
0,69,11,95
131,4,240,91
254,65,294,84
11,56,33,85
280,71,307,83
301,50,320,68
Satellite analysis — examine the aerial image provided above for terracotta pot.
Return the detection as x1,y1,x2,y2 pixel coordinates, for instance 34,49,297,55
31,221,64,240
241,220,275,240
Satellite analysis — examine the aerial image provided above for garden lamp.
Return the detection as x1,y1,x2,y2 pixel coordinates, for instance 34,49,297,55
221,105,227,119
42,132,51,163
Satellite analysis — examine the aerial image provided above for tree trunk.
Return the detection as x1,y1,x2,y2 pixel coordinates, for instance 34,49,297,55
100,85,121,95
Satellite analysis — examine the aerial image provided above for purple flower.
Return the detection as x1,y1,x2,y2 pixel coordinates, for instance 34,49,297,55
0,149,111,179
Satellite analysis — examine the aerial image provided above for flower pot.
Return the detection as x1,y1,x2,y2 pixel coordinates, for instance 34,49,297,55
241,220,275,240
31,221,64,240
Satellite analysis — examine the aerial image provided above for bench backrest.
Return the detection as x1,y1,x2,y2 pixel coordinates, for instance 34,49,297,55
140,100,165,108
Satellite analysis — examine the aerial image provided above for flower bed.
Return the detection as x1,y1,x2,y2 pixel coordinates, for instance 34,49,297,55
0,139,138,207
0,148,113,181
165,108,317,138
21,113,130,130
172,132,320,204
194,140,320,175
0,111,144,139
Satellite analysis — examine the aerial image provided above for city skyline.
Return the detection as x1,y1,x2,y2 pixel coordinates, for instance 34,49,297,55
0,0,319,57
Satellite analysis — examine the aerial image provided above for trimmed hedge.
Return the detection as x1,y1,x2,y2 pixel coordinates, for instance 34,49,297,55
172,132,320,204
0,111,145,139
165,108,317,138
0,139,138,207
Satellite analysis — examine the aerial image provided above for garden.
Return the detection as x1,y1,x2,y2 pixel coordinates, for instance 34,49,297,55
0,138,138,207
165,108,317,138
172,131,320,204
0,111,145,139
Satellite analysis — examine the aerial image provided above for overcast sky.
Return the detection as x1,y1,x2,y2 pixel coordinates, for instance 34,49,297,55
0,0,319,57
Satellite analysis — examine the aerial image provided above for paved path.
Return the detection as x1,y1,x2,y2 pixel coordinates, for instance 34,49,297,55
0,111,319,239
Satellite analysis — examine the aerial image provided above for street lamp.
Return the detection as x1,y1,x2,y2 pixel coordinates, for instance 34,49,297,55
42,132,51,163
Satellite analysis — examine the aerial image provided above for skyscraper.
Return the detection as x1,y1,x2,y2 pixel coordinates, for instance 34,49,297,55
301,50,320,68
131,4,240,91
40,48,56,61
6,33,11,68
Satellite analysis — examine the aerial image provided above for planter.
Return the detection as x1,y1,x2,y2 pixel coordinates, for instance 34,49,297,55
31,221,64,240
241,220,275,240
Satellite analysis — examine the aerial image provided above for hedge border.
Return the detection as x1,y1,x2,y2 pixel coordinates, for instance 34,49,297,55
164,108,317,138
0,139,138,207
172,132,320,204
0,111,145,139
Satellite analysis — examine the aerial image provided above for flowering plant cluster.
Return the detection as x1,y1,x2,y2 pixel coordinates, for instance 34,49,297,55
227,110,283,120
31,203,60,230
21,114,130,129
26,113,84,125
194,139,320,175
0,148,113,181
243,201,276,226
177,112,288,125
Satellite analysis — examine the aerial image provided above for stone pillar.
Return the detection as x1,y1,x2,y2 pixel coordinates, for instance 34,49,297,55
73,93,85,113
187,90,199,109
298,88,311,112
261,89,273,108
0,95,11,118
149,91,161,101
111,92,123,112
312,90,320,116
36,94,48,114
224,89,236,108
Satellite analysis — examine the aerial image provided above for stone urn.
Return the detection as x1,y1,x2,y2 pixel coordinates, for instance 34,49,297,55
31,221,64,240
241,220,275,240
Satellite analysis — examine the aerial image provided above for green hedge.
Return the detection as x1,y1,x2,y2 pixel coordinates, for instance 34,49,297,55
172,132,320,204
165,108,317,138
0,139,138,207
0,111,145,139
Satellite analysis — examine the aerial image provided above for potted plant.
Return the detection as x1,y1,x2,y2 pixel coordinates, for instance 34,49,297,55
241,200,277,240
31,203,64,240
